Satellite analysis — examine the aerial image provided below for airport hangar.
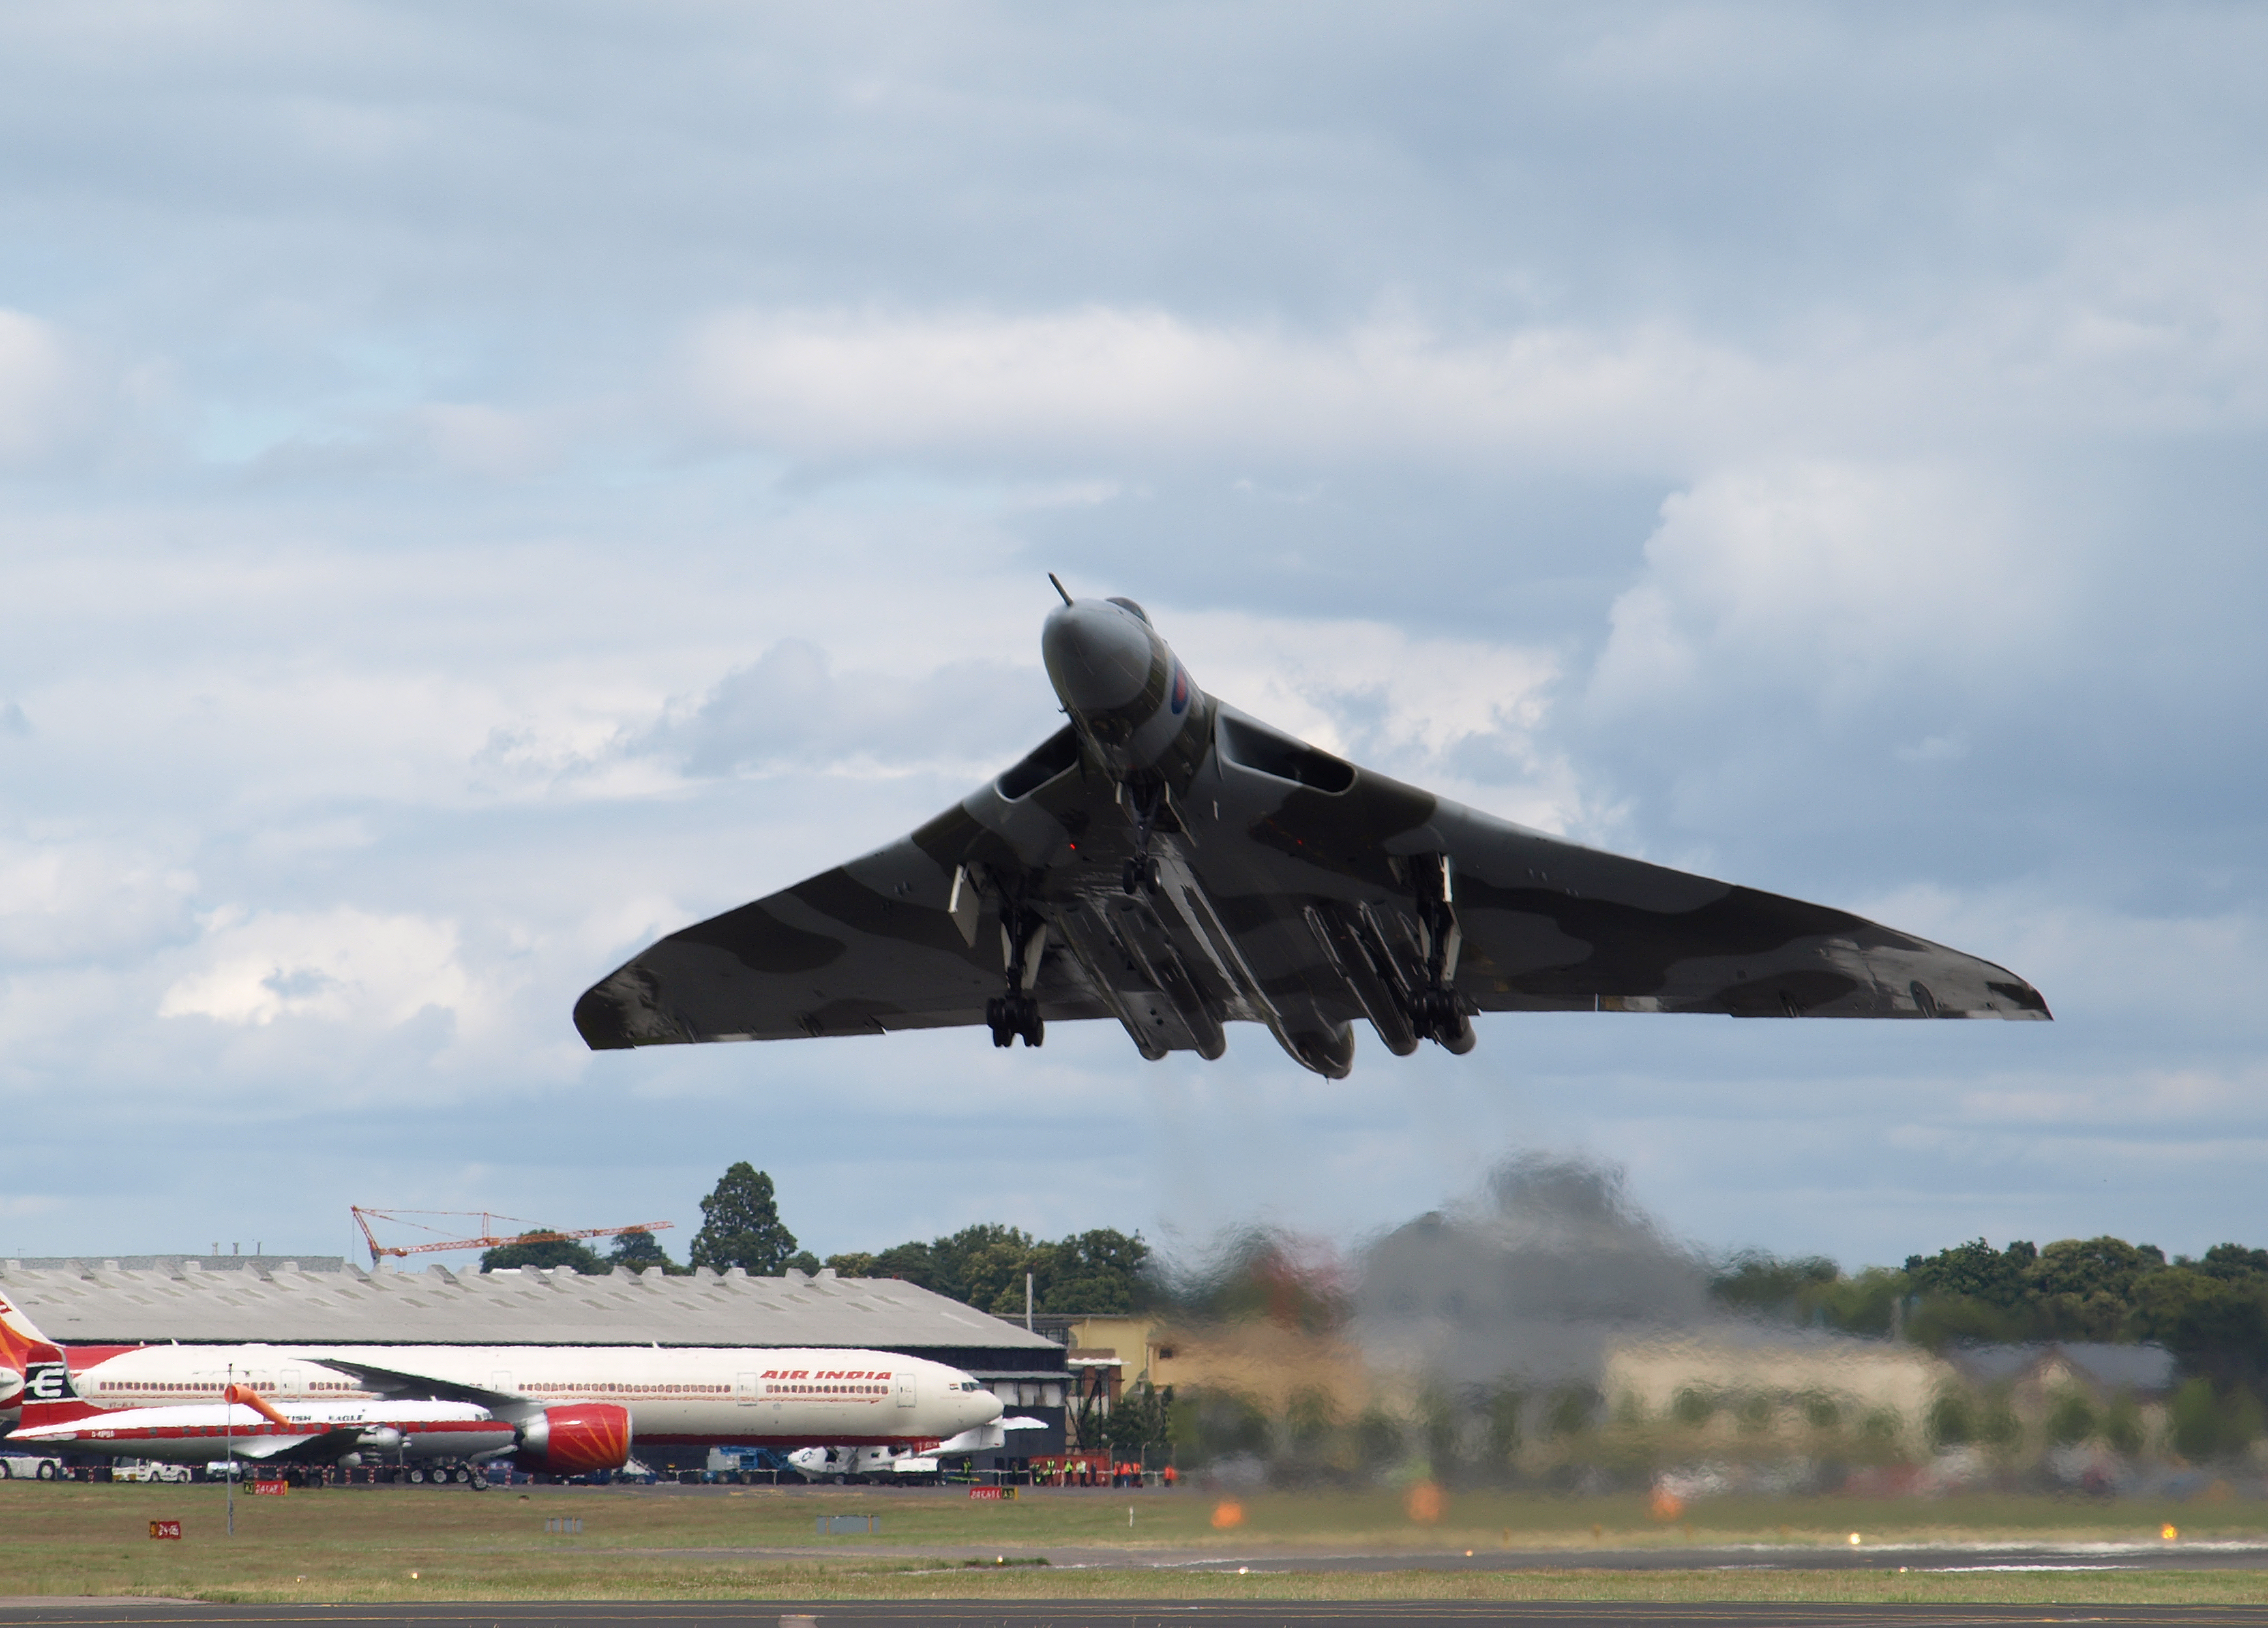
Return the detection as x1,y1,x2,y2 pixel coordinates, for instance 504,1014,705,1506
0,1254,1071,1473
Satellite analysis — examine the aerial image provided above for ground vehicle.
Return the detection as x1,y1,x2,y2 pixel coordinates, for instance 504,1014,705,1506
106,1458,191,1483
789,1444,942,1483
0,1453,64,1480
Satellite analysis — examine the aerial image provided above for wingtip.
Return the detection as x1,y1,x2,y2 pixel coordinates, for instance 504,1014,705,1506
573,986,638,1050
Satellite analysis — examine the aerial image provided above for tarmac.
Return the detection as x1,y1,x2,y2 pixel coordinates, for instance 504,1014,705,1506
7,1606,2268,1628
414,1538,2268,1575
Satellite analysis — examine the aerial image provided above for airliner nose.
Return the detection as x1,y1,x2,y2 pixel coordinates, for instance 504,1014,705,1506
1043,601,1156,716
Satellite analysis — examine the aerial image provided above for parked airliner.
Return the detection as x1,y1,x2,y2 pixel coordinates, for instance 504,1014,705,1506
0,1291,1000,1471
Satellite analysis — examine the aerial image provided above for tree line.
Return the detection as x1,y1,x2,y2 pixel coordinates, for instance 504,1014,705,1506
477,1161,1150,1317
1714,1234,2268,1389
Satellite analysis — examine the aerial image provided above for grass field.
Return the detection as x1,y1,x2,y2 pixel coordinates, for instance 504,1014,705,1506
2,1480,2265,1605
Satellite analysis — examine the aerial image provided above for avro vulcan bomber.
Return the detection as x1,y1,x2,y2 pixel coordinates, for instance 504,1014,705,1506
575,587,2048,1078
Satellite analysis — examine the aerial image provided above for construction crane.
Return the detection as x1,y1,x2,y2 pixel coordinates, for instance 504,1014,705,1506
351,1207,674,1269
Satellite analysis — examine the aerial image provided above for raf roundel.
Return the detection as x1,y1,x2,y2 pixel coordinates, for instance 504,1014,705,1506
1170,662,1189,715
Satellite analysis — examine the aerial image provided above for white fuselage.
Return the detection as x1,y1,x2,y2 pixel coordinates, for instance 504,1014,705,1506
56,1343,1001,1449
10,1397,508,1465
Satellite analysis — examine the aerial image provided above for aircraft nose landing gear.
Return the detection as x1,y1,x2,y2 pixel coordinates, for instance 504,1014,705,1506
1119,779,1167,895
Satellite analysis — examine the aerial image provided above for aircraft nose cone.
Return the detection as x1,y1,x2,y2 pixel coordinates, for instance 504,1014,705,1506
1043,601,1156,715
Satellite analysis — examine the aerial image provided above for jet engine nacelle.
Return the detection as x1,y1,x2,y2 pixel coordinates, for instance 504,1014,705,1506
0,1366,21,1407
513,1404,633,1475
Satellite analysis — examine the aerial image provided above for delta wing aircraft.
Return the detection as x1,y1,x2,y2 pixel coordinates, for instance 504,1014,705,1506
574,586,2049,1079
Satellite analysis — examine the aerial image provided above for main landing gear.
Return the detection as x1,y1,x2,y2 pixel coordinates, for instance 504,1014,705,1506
987,901,1046,1048
986,993,1043,1049
1407,985,1470,1049
1405,854,1475,1053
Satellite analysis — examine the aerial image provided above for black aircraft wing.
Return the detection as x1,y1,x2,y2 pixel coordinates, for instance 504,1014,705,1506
574,705,2047,1078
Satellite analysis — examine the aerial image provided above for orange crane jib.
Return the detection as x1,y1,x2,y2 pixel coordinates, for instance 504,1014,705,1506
351,1207,674,1265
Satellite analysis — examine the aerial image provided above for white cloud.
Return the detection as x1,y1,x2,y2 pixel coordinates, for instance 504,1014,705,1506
649,640,1049,782
1589,461,2061,721
158,907,475,1031
678,256,2268,474
682,305,1762,472
415,402,555,479
0,837,197,965
1,3,2264,1264
0,310,82,465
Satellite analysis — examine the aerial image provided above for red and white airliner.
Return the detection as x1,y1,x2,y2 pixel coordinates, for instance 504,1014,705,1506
0,1289,1001,1478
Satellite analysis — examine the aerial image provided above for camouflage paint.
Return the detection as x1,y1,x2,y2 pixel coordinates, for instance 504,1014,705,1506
574,603,2048,1076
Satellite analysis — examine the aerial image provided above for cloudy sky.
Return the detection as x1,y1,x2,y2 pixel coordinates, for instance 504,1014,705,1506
3,3,2264,1274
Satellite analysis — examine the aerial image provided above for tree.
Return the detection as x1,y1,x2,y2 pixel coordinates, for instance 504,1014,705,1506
688,1162,798,1275
2197,1244,2268,1284
927,1224,1032,1307
2129,1267,2268,1389
607,1228,681,1274
870,1241,936,1287
1042,1229,1151,1314
481,1230,606,1274
2029,1237,2162,1301
1105,1381,1174,1459
1904,1238,2037,1308
1710,1250,1840,1316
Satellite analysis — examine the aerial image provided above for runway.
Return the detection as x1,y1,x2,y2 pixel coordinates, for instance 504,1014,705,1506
486,1539,2268,1575
1111,1541,2268,1575
7,1605,2268,1628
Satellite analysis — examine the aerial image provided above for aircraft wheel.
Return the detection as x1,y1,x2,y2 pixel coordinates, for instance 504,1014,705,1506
470,1471,489,1490
1142,855,1162,893
408,1468,426,1484
1120,859,1140,894
1021,1008,1045,1048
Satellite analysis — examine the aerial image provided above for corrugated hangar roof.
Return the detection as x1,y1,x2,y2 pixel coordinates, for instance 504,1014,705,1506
0,1259,1062,1372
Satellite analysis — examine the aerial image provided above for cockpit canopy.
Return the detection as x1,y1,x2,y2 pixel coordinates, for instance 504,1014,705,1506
1104,596,1150,624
